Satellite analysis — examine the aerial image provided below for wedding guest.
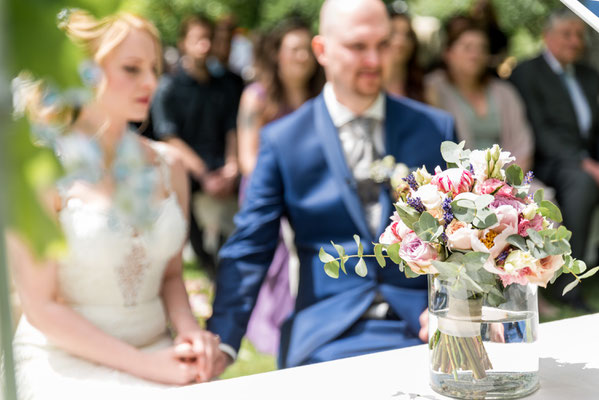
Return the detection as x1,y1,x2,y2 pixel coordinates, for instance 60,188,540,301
384,10,425,102
424,18,534,172
469,0,508,72
237,18,324,355
207,0,455,372
151,14,240,278
510,9,599,310
9,9,221,399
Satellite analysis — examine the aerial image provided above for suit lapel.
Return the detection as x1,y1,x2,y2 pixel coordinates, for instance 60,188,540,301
313,94,373,240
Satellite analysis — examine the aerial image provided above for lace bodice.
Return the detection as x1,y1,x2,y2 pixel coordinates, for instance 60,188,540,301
54,144,187,347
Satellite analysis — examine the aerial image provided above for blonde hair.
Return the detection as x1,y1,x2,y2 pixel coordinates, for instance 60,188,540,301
15,9,162,133
59,9,162,72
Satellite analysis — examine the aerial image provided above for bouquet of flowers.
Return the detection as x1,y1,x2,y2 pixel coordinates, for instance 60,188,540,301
320,141,598,380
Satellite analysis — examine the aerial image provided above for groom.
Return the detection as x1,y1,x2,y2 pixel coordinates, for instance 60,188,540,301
208,0,455,373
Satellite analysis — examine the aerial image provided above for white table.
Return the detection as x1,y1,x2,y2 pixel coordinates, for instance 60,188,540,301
171,314,599,399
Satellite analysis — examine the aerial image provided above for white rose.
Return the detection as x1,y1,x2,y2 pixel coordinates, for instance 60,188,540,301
503,250,536,274
414,184,443,210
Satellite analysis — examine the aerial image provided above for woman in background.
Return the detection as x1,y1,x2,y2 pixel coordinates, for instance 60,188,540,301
236,18,324,355
424,18,533,172
384,10,425,102
9,10,222,399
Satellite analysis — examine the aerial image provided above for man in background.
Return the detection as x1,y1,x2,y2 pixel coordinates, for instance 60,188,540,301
510,8,599,310
151,15,240,277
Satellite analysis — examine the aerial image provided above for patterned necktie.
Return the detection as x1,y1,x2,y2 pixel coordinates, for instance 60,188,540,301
340,116,382,234
561,67,592,137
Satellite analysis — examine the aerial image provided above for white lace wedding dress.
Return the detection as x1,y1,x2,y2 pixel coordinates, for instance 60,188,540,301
12,144,188,400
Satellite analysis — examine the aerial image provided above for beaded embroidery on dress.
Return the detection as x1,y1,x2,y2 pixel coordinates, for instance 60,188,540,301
12,138,188,399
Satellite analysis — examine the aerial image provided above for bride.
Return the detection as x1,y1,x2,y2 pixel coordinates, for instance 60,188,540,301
7,9,226,399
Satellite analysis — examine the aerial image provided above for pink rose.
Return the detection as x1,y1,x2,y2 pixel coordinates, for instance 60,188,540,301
380,221,412,245
398,232,440,274
431,167,474,195
491,195,526,213
494,205,519,233
499,268,531,287
475,178,514,197
527,255,564,288
518,214,544,237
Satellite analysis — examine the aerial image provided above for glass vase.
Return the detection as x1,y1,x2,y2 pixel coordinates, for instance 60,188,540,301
427,275,539,399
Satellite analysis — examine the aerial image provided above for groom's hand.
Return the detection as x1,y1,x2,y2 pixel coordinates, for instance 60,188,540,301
211,348,233,380
174,329,221,383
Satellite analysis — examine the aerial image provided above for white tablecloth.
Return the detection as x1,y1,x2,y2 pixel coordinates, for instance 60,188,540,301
170,313,599,399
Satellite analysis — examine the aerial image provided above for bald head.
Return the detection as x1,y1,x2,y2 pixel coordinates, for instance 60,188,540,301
312,0,391,113
319,0,389,37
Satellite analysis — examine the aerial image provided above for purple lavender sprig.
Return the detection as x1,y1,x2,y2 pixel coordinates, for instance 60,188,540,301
497,250,509,265
406,196,426,213
440,232,448,245
524,171,534,185
442,197,454,226
403,174,419,191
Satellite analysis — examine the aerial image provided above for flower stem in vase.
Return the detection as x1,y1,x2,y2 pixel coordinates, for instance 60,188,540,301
430,294,492,380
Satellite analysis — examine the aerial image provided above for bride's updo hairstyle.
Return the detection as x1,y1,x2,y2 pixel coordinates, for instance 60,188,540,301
14,9,162,132
58,9,162,74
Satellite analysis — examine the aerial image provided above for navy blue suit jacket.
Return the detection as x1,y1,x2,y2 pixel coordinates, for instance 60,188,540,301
207,93,455,367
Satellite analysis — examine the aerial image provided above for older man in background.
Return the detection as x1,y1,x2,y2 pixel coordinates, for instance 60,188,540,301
510,8,599,310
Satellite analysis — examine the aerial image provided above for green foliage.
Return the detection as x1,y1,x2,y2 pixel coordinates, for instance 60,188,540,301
505,164,523,186
374,243,386,267
394,202,420,230
451,193,498,229
413,212,443,242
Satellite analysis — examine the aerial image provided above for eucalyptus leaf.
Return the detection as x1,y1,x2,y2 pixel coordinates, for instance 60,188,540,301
405,266,420,278
539,200,563,223
354,235,364,257
556,226,572,241
571,259,586,274
562,278,579,296
324,260,340,279
374,243,386,267
486,287,506,307
507,234,527,251
534,188,544,204
527,229,543,246
461,273,484,293
432,260,461,278
395,203,420,230
331,242,347,274
441,141,462,164
463,252,490,271
506,164,523,186
355,257,368,277
414,212,442,242
319,247,336,263
473,211,498,229
452,202,475,223
387,242,402,264
474,194,494,210
579,266,599,279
